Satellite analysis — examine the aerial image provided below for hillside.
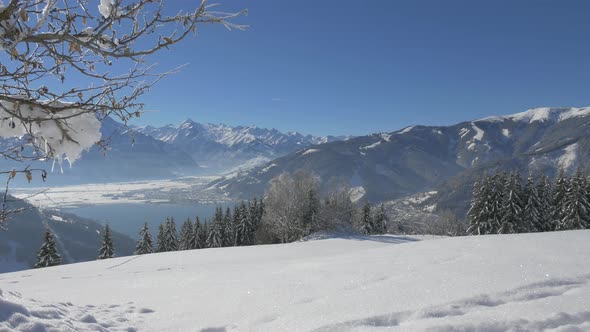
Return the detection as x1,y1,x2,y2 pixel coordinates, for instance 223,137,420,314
0,230,589,331
0,198,135,273
209,107,590,208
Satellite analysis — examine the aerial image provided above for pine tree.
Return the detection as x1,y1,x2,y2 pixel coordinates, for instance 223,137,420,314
561,169,590,230
206,219,223,248
498,171,524,234
488,171,507,233
164,217,178,251
359,201,373,235
98,224,115,259
551,169,568,230
236,202,253,245
302,189,319,236
467,173,492,235
223,207,234,247
233,204,242,246
190,217,204,249
536,175,554,231
201,220,210,247
135,222,153,255
373,203,387,234
522,174,541,232
156,223,166,252
214,206,225,245
34,230,62,268
179,218,194,250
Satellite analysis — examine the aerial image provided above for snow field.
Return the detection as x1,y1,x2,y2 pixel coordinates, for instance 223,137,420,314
0,231,589,331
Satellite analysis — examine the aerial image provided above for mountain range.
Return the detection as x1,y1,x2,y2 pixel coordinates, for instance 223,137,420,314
135,119,348,172
2,118,346,185
209,107,590,218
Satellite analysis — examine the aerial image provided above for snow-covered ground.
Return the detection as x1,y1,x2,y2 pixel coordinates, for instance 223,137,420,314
10,176,222,208
1,231,589,331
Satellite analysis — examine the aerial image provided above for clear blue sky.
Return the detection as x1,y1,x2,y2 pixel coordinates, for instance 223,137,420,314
136,0,590,136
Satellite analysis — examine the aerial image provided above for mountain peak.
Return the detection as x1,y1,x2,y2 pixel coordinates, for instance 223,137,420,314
478,107,590,124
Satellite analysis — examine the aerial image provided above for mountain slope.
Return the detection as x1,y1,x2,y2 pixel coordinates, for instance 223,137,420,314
209,107,590,204
137,119,348,171
0,231,588,331
0,197,135,273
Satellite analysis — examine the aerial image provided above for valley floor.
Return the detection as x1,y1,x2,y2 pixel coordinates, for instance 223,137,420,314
0,231,589,331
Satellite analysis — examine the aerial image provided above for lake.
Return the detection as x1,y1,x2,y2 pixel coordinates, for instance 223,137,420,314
63,202,233,240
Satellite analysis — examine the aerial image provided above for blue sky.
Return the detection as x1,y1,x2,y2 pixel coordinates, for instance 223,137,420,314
136,0,590,136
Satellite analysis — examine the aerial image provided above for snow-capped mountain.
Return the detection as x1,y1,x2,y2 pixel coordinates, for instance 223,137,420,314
0,117,200,185
210,107,590,209
136,119,348,171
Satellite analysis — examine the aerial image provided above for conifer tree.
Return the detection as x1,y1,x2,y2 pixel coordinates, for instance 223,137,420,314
489,171,507,233
164,217,179,251
233,205,243,246
206,219,223,248
190,217,204,249
536,175,554,231
551,169,568,229
34,230,62,268
214,207,225,244
223,207,234,247
359,201,373,235
98,224,115,259
156,223,166,253
179,218,194,250
498,171,524,234
468,173,492,235
302,189,320,236
201,221,210,247
522,174,541,232
236,202,253,245
560,169,590,230
135,222,153,255
373,203,388,234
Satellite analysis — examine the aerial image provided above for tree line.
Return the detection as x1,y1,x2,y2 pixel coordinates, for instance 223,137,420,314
468,169,590,235
33,171,395,268
33,200,265,267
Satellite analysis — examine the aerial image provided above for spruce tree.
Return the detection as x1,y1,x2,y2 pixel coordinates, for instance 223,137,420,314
34,230,62,268
359,201,373,235
156,223,166,252
302,189,319,236
522,174,541,232
467,173,492,235
223,207,234,247
551,169,568,229
98,224,115,259
135,222,153,255
190,217,204,249
179,218,194,250
236,202,253,245
498,171,524,234
206,219,223,248
164,217,179,251
561,169,590,230
233,204,243,246
373,203,387,234
489,171,507,233
536,175,553,231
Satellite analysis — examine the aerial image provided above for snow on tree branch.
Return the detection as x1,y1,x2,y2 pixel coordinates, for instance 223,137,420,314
0,0,247,226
